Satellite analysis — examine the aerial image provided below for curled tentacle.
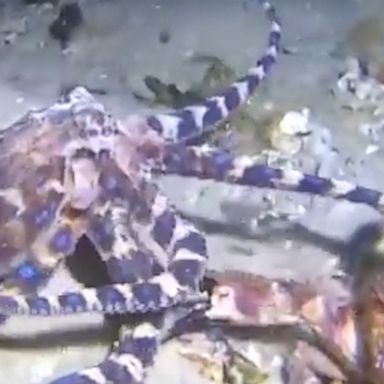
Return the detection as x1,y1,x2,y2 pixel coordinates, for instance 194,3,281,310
0,180,209,316
50,322,160,384
50,198,170,384
146,0,282,143
42,182,210,383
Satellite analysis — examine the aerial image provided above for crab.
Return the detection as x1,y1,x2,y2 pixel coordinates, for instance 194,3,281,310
0,1,384,384
199,266,384,384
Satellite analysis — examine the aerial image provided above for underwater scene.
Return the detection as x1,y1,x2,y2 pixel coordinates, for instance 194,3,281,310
1,0,384,383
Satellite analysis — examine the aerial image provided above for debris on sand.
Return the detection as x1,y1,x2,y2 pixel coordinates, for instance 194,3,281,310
49,2,83,49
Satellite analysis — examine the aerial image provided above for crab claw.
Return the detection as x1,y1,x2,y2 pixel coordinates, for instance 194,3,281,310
205,273,305,326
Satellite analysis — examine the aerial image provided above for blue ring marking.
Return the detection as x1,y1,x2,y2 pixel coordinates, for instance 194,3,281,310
58,292,88,311
49,226,75,254
25,296,51,314
96,286,127,309
132,282,162,310
152,210,176,249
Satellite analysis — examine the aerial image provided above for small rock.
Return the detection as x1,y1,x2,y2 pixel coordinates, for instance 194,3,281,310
3,32,18,45
278,109,311,136
159,29,171,44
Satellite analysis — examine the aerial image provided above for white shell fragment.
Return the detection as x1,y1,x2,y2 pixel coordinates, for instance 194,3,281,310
270,108,311,156
337,57,384,102
278,108,310,136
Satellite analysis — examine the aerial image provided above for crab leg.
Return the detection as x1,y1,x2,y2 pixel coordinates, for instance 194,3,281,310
146,0,281,143
153,144,384,212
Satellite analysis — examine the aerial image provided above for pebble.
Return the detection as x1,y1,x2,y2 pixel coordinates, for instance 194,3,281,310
159,29,171,44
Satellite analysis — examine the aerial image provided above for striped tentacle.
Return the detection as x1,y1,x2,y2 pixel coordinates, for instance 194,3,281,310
81,181,210,383
0,183,209,316
0,275,206,316
50,322,161,384
146,0,281,143
129,180,209,291
154,144,384,212
86,201,160,285
50,204,165,384
50,185,210,384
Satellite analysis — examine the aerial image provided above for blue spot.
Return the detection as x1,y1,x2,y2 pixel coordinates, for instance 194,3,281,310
146,115,163,135
239,165,281,187
257,54,276,74
15,261,40,282
202,99,223,127
212,151,232,168
170,259,202,288
107,253,153,284
298,174,330,195
26,297,51,314
224,86,241,111
99,168,134,201
241,74,260,94
34,207,53,227
132,282,162,310
173,232,207,257
174,110,198,141
345,187,381,207
88,217,114,252
59,293,87,311
99,359,135,383
117,335,157,365
97,286,126,309
49,227,74,254
103,175,118,190
269,30,281,47
22,198,61,231
209,151,233,179
152,211,175,249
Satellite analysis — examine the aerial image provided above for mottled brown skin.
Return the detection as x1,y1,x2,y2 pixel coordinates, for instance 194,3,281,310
205,270,318,326
0,108,82,287
0,95,126,294
0,92,171,297
204,270,384,381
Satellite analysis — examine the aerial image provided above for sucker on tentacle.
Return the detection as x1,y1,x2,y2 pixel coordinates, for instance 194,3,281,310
0,278,207,316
